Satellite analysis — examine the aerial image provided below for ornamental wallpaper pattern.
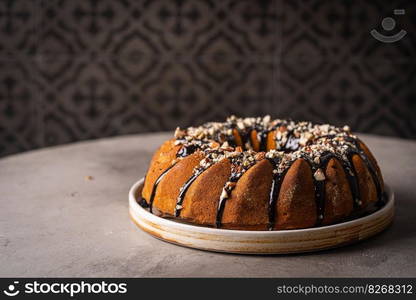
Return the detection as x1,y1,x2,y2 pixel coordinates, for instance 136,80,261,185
0,0,415,156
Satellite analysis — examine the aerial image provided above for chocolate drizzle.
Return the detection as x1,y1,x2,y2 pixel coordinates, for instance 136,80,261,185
148,164,176,213
302,152,335,225
284,130,300,152
349,138,383,205
142,116,384,230
215,154,257,228
215,175,239,228
267,157,288,230
176,144,198,157
174,168,206,217
339,152,361,208
257,129,269,151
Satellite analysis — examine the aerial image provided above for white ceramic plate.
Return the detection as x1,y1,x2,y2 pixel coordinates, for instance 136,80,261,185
129,178,394,254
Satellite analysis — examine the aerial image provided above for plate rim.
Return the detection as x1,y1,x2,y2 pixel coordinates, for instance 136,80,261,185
129,177,394,237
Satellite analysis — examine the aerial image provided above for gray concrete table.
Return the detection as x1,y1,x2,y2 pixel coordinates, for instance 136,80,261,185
1,133,416,277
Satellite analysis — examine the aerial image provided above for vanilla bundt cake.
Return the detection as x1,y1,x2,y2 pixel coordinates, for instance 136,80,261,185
140,116,384,230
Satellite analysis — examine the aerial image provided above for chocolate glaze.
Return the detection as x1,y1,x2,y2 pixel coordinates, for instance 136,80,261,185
258,129,269,151
284,130,300,152
348,137,383,205
301,152,339,226
174,168,205,217
215,174,238,228
215,155,256,228
148,164,176,213
266,157,289,230
176,144,198,157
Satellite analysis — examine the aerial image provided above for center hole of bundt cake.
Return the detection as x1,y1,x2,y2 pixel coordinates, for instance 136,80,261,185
225,128,301,153
175,121,304,155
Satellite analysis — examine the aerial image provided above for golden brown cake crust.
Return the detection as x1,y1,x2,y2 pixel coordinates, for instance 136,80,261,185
222,159,273,230
275,159,317,229
141,116,384,231
142,139,180,202
322,158,354,225
153,152,205,215
180,158,231,226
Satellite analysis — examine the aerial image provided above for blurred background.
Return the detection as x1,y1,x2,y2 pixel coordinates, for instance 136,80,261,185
0,0,415,157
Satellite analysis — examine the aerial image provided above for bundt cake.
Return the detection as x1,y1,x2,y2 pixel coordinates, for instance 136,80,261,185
140,116,384,230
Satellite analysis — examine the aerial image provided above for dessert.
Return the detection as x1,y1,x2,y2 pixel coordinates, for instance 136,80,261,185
140,116,384,230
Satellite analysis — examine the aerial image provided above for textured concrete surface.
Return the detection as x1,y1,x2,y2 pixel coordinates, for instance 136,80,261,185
1,132,416,277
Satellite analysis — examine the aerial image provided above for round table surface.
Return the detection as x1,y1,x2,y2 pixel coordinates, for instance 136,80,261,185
1,132,416,277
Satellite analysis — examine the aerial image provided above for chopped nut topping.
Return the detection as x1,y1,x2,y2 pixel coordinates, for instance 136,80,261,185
210,142,220,149
254,152,265,161
225,182,236,189
314,169,326,181
171,116,358,184
174,127,186,139
220,189,228,200
237,121,245,130
226,151,240,158
263,115,271,124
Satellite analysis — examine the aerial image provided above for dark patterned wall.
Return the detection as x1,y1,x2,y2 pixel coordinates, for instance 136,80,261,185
0,0,415,157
